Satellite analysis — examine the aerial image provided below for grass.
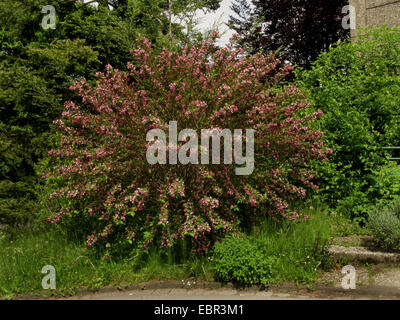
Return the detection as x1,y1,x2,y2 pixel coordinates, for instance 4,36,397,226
0,202,371,298
250,203,334,284
327,208,374,247
0,229,212,299
328,211,372,237
211,203,337,287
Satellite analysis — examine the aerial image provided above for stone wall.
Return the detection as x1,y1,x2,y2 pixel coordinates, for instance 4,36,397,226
350,0,400,37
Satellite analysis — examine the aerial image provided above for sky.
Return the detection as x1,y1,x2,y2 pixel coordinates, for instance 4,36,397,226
193,0,237,47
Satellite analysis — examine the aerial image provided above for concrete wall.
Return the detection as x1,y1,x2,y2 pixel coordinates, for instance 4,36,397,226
350,0,400,37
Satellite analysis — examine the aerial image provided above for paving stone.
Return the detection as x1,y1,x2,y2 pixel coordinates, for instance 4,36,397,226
328,245,400,263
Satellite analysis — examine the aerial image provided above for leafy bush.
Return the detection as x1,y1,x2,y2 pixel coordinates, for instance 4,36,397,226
212,235,277,286
368,198,400,251
296,27,400,221
368,162,400,207
42,34,329,256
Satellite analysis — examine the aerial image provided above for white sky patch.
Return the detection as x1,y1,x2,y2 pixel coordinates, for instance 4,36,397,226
194,0,237,47
82,0,98,8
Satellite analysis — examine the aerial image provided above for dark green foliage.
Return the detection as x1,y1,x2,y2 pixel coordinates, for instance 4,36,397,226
0,38,100,231
229,0,349,68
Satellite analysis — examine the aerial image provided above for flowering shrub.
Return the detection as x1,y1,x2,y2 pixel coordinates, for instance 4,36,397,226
43,33,329,255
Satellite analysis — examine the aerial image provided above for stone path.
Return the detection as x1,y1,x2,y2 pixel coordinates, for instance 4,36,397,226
59,265,400,300
64,288,313,300
61,284,400,300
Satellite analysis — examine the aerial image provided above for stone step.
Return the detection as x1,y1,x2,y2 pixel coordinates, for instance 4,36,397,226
328,245,400,263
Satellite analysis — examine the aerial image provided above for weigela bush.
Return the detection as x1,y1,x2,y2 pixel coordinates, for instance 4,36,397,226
43,34,329,255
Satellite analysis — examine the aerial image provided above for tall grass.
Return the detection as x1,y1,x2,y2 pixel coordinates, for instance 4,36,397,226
0,229,212,299
252,204,333,283
212,203,334,286
0,203,337,298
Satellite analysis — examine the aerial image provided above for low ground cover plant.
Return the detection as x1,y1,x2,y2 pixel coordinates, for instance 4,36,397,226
212,235,278,286
368,197,400,251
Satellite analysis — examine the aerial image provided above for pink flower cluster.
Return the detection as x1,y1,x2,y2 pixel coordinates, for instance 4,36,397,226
43,35,330,255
